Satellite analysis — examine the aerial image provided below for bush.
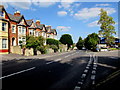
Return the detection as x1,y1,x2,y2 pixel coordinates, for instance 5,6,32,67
49,45,58,52
46,38,60,48
37,46,47,54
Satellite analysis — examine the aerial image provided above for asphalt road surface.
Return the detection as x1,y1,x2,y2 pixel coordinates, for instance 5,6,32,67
1,50,120,90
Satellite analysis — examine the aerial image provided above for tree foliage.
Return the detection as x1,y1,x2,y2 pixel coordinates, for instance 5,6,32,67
76,37,84,50
98,9,116,45
26,36,45,55
59,34,73,50
84,33,99,50
46,38,60,48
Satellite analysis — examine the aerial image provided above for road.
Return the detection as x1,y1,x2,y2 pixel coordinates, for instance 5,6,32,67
1,50,120,90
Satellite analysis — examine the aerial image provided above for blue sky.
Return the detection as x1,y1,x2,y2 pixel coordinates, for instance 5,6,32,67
1,0,119,43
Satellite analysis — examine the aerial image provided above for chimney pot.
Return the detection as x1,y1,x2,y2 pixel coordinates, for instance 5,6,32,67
14,11,21,16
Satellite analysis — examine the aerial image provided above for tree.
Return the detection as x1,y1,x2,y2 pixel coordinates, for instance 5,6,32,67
98,9,116,46
76,37,84,50
26,36,45,55
46,38,60,48
59,34,73,50
84,33,99,50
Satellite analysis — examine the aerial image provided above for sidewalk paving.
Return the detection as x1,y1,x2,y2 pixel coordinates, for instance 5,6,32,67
0,51,74,62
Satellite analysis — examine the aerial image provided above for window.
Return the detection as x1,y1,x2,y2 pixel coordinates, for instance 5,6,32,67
30,30,33,35
2,39,7,48
2,23,6,31
12,25,16,33
22,27,26,34
22,37,26,42
43,32,45,37
36,32,39,36
0,11,4,17
19,27,21,33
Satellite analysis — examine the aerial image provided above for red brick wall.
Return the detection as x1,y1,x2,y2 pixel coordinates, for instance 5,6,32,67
9,21,18,52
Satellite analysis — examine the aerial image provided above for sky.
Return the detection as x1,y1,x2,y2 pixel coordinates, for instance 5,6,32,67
0,0,119,43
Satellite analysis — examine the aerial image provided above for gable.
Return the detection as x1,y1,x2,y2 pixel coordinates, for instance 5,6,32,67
19,18,26,25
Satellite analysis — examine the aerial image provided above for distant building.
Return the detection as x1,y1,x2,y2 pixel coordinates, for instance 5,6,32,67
99,37,120,45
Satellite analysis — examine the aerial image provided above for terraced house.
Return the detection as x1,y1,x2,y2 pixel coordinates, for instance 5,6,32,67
0,5,57,54
0,5,9,54
8,11,28,52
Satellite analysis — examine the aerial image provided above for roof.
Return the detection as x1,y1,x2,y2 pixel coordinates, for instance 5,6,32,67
0,5,4,12
8,13,22,22
0,17,9,22
35,24,45,30
26,19,33,26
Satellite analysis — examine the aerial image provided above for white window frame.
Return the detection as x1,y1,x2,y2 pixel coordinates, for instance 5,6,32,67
18,26,22,34
12,25,16,33
2,22,6,31
2,39,7,49
22,27,26,34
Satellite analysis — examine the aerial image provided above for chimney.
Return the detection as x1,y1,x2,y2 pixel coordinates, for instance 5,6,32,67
14,11,21,16
36,20,40,25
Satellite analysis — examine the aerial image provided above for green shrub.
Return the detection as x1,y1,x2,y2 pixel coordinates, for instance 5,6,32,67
49,45,58,52
37,46,47,54
46,38,60,48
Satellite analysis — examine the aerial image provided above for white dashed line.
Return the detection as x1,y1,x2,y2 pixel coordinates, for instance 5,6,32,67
91,75,95,80
74,86,81,90
46,61,54,64
0,67,36,79
55,58,62,62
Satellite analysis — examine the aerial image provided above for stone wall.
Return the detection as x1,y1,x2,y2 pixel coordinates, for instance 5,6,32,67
25,48,34,56
11,46,22,54
11,46,34,56
59,44,67,52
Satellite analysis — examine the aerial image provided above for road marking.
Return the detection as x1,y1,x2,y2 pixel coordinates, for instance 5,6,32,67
55,58,61,62
84,69,88,73
109,57,118,59
74,86,81,90
78,81,83,85
65,55,70,58
46,61,54,64
97,63,117,69
91,75,95,80
92,70,96,74
0,67,36,79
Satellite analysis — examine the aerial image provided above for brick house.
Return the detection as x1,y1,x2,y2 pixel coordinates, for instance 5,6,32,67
8,11,28,52
27,20,47,38
26,19,35,36
0,5,9,54
46,25,57,39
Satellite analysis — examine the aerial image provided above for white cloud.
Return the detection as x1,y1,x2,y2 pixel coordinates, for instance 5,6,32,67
9,2,31,9
57,11,67,16
57,26,71,31
88,20,100,27
0,0,31,10
33,2,56,7
74,7,116,20
96,4,110,6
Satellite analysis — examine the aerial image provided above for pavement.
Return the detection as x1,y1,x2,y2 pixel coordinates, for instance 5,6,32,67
0,50,75,62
